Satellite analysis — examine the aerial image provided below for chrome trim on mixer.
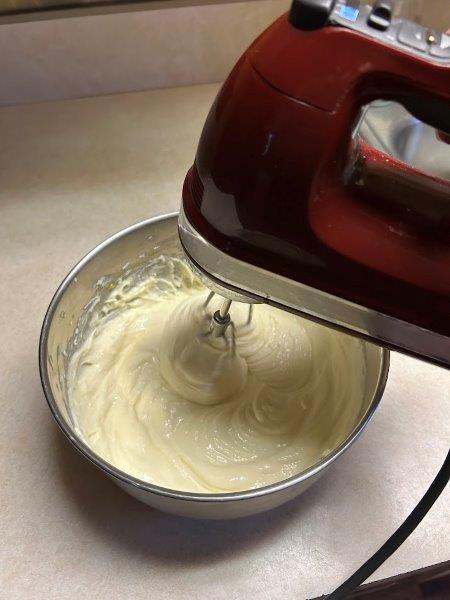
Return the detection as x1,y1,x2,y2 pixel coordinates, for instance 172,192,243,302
178,206,450,369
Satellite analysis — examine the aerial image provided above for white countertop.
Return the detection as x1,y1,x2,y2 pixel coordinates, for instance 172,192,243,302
1,83,449,600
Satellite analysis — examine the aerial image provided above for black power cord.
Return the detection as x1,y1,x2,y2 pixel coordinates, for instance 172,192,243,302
326,449,450,600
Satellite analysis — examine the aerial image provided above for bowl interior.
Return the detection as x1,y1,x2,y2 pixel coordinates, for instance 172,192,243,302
41,213,387,499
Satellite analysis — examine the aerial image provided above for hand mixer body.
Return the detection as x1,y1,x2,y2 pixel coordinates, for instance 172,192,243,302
179,1,450,367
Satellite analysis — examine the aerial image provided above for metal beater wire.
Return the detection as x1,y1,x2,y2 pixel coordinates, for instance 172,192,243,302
228,321,236,356
200,294,252,354
203,291,215,309
219,299,232,319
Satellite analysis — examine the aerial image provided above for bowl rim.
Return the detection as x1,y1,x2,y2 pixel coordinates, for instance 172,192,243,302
39,212,390,503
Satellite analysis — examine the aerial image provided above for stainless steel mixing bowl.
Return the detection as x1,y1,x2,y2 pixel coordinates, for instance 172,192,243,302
39,212,389,519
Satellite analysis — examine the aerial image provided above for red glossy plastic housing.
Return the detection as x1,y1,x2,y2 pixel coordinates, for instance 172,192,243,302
182,14,450,358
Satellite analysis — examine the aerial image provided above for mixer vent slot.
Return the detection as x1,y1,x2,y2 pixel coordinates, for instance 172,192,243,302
191,163,204,208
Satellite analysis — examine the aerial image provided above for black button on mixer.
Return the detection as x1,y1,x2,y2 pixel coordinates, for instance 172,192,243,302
398,21,428,52
367,0,392,31
289,0,336,31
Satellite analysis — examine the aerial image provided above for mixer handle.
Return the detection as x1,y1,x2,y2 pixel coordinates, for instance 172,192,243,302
350,34,450,135
329,7,450,134
260,5,448,127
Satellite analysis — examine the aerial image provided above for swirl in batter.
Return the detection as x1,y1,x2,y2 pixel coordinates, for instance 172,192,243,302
68,258,367,493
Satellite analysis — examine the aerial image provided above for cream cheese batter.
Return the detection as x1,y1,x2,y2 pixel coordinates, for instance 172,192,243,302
68,257,367,493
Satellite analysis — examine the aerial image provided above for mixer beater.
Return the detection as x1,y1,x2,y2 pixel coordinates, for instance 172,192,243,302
200,291,254,356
